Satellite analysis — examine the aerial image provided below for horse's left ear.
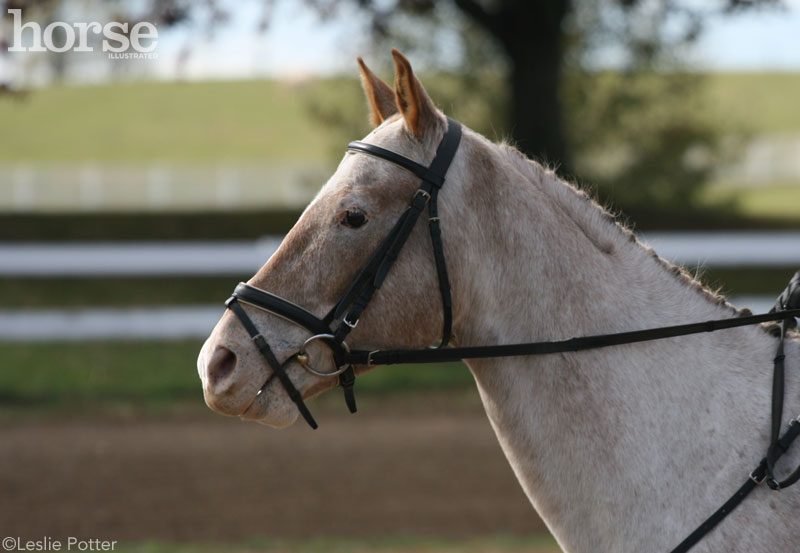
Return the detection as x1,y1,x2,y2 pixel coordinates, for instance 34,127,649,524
391,48,442,138
358,56,397,127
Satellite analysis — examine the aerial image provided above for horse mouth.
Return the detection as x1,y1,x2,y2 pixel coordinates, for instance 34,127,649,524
238,373,275,419
237,354,307,421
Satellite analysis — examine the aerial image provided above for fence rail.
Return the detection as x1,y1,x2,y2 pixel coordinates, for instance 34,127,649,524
0,238,282,276
1,232,796,341
0,162,327,211
0,297,779,342
2,135,798,212
2,232,800,277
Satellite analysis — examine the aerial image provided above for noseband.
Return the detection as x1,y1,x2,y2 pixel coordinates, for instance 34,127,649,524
225,117,463,429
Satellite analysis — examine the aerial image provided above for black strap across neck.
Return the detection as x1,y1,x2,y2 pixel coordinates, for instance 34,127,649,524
223,113,800,553
341,307,800,367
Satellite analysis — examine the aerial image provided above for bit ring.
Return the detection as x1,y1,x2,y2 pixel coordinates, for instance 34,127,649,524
296,334,350,377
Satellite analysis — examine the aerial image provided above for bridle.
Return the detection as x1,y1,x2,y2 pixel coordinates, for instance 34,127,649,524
224,117,800,553
225,117,463,428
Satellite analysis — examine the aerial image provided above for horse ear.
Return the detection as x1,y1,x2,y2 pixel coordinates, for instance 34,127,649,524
357,56,397,127
391,48,441,138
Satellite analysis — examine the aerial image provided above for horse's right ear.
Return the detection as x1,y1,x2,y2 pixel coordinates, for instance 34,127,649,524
357,57,397,127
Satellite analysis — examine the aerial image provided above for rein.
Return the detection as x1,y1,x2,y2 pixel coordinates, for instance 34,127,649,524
343,308,800,366
224,117,800,553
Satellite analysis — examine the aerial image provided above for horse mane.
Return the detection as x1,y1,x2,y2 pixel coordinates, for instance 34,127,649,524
493,141,752,319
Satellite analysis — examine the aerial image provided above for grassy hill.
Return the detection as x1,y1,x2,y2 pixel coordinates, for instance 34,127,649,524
703,72,800,134
0,79,334,163
2,73,799,163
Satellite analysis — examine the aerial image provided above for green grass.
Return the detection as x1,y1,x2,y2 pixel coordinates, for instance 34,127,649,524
0,341,472,412
703,181,800,220
113,535,561,553
2,73,799,225
704,73,800,134
1,80,331,163
2,73,799,164
0,340,206,408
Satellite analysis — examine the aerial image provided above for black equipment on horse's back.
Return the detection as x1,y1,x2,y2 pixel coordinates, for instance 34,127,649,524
222,116,800,553
771,270,800,329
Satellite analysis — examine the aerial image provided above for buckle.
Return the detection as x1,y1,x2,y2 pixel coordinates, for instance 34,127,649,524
252,333,268,348
767,478,781,491
366,350,379,366
750,469,766,485
343,314,359,329
415,189,431,201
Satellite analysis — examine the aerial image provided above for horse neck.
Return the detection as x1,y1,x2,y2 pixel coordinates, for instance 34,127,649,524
444,137,793,552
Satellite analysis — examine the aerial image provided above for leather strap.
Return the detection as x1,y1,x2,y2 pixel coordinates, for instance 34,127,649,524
346,117,461,189
669,419,800,553
329,209,412,322
428,186,452,346
224,118,463,429
233,283,331,335
339,118,462,348
764,272,800,489
339,365,357,413
223,114,800,553
345,308,800,366
225,297,318,429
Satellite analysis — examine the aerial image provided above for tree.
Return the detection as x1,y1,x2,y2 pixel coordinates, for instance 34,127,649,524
347,0,777,213
454,0,570,168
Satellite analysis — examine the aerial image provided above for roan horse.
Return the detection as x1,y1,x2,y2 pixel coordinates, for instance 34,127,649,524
198,50,800,552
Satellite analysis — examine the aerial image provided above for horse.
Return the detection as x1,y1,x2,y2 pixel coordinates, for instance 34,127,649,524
197,49,800,553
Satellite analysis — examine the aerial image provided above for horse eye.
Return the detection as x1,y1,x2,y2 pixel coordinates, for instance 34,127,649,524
342,209,367,229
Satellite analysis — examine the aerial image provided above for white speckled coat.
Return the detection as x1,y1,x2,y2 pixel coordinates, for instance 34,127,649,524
199,50,800,553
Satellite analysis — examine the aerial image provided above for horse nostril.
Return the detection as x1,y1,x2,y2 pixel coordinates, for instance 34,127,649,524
207,346,237,385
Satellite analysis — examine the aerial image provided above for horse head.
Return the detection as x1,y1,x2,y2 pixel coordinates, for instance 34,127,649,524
198,50,472,427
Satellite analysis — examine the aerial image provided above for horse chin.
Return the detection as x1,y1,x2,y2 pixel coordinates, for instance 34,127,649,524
238,361,303,429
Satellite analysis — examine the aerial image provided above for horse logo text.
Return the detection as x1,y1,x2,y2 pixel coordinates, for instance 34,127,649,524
7,9,158,59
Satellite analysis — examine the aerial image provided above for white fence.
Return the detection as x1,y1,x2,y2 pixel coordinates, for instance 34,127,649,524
2,232,799,277
1,134,798,212
0,232,796,341
0,238,282,276
0,162,328,211
0,306,224,341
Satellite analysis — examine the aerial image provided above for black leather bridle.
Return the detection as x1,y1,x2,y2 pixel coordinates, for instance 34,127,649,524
224,117,800,553
225,117,463,429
